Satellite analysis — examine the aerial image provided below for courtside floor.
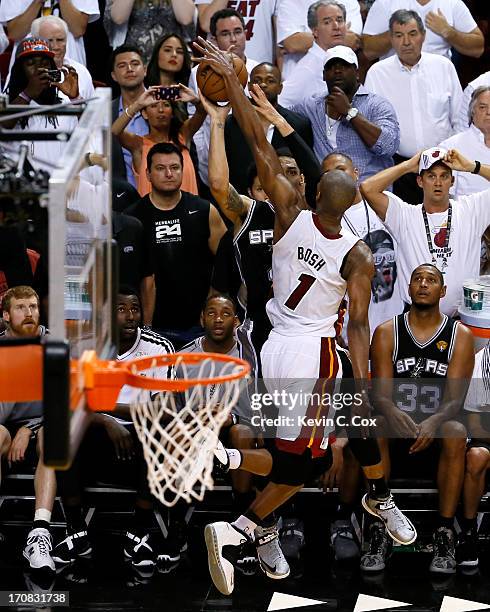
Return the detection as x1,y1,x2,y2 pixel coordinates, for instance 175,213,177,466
1,500,489,612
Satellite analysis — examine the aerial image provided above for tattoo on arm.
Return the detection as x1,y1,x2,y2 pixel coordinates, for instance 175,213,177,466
227,185,246,218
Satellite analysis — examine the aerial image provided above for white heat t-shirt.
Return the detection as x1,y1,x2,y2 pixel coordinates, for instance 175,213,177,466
341,200,403,337
195,0,278,63
383,190,490,316
267,211,359,337
363,0,477,60
0,0,100,67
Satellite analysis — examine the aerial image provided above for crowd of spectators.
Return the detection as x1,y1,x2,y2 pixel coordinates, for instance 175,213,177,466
0,0,490,590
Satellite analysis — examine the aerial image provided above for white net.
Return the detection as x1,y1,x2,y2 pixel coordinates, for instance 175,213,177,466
129,355,247,507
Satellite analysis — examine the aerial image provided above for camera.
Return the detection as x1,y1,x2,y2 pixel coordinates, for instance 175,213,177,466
46,69,63,83
154,86,180,101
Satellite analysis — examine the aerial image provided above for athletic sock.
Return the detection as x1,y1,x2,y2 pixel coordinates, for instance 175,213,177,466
437,515,454,530
64,505,86,532
32,520,50,531
226,449,242,470
335,502,355,521
461,516,477,534
367,477,390,500
232,514,258,540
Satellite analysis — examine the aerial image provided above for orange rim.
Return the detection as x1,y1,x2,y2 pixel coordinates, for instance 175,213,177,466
74,351,250,412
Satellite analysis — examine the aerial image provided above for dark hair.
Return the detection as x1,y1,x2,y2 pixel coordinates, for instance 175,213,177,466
7,55,59,126
118,284,141,304
145,33,192,87
142,97,187,146
389,9,425,34
110,44,144,70
410,263,444,285
322,151,354,166
251,62,280,79
210,8,246,37
276,147,294,159
202,292,238,314
146,142,184,170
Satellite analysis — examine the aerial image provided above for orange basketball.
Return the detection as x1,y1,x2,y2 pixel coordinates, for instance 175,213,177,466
196,54,248,103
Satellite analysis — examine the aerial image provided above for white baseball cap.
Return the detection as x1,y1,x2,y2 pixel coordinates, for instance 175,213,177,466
323,45,359,68
418,147,450,174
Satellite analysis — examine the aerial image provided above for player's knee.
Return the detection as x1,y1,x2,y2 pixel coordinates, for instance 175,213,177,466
440,421,467,455
466,447,490,477
229,423,255,449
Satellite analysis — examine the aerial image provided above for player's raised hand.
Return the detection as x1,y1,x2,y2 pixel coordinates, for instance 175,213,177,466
192,36,235,77
249,84,283,125
443,149,475,173
198,91,230,121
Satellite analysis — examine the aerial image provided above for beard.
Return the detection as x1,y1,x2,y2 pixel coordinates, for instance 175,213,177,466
9,318,40,337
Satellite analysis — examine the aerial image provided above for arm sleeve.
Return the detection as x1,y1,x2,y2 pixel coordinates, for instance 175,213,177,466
447,62,463,133
382,191,410,240
362,0,389,35
366,95,400,157
345,0,363,34
466,188,490,236
72,0,100,21
283,129,321,208
276,0,307,45
451,0,478,33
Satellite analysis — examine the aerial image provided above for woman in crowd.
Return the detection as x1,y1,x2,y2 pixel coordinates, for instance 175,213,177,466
145,33,192,87
112,85,205,196
104,0,196,64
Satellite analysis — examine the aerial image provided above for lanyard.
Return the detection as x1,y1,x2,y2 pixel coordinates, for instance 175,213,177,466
421,203,452,274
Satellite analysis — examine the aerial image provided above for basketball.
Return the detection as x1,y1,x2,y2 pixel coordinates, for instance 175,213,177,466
196,54,248,103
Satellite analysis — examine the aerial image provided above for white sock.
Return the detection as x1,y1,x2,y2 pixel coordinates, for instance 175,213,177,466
232,515,257,540
226,449,242,470
34,508,51,524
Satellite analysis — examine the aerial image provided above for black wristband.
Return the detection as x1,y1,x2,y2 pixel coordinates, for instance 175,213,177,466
472,160,481,175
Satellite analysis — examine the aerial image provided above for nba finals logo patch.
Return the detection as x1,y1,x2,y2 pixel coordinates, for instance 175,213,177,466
436,341,448,352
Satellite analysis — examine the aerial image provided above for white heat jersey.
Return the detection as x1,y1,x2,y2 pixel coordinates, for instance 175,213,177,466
266,211,359,337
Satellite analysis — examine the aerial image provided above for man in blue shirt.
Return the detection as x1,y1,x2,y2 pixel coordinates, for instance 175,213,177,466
110,44,148,187
292,45,400,181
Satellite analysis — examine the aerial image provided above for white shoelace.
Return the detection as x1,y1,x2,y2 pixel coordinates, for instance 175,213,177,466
29,533,52,556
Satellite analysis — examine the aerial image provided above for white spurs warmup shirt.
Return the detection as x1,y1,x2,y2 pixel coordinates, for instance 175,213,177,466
266,210,359,338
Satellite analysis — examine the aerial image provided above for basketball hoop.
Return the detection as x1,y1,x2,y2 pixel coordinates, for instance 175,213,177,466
78,351,250,507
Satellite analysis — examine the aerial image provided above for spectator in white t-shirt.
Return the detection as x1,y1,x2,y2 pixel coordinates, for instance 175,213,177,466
0,0,100,68
364,9,462,203
279,1,351,109
361,147,490,317
31,15,94,100
194,0,278,64
323,152,403,337
440,87,490,198
362,0,484,62
456,71,490,133
277,0,362,80
189,8,258,187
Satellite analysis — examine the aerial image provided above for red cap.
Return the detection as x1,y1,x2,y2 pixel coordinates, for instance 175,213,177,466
16,38,55,61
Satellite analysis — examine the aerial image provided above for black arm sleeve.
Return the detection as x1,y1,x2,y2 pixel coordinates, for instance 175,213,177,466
283,130,321,209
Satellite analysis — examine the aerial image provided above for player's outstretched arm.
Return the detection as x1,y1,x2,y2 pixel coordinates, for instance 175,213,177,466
371,322,419,438
360,151,421,220
201,93,251,226
193,38,301,236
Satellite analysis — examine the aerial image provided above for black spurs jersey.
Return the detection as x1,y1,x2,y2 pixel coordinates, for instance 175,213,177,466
392,312,459,422
234,199,275,324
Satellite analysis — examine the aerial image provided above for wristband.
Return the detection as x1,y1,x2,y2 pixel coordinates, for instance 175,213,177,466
125,106,135,119
472,160,481,175
19,91,31,102
85,152,94,166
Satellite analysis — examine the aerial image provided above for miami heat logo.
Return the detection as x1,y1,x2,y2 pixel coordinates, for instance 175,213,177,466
434,226,448,247
436,341,448,352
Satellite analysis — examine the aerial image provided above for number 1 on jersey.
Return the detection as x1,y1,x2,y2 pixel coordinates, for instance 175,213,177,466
285,274,316,310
